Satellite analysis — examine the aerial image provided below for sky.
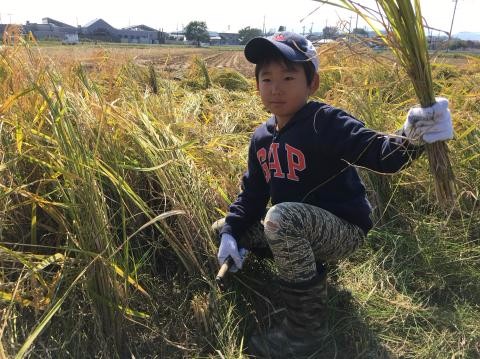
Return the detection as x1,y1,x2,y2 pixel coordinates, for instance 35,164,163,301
2,0,479,35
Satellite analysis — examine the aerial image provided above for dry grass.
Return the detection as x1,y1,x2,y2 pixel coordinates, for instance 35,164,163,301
316,0,457,206
0,41,479,358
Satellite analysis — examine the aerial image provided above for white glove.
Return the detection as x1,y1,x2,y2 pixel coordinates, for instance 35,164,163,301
403,97,454,144
217,233,248,272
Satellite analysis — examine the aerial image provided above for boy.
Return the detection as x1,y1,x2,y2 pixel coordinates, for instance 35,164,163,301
215,31,453,358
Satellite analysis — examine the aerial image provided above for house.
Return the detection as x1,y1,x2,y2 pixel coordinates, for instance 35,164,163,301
118,24,165,44
3,17,240,47
80,18,119,42
24,19,78,42
208,31,222,45
167,31,187,43
79,19,165,44
218,32,240,46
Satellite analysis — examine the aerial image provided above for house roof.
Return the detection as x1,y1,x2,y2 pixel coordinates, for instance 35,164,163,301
42,17,76,29
122,24,157,32
83,18,117,33
84,18,101,27
23,22,78,35
83,18,115,29
208,31,221,40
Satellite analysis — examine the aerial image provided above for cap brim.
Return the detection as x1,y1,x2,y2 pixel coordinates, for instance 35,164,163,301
244,37,308,64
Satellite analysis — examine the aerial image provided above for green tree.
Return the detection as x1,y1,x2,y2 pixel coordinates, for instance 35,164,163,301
185,21,209,47
352,27,368,37
238,26,263,45
322,26,339,39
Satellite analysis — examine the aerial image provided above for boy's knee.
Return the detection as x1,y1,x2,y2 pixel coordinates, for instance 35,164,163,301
264,204,290,234
264,205,280,232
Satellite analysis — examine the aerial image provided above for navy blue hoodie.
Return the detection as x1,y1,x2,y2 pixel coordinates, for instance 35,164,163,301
220,101,423,239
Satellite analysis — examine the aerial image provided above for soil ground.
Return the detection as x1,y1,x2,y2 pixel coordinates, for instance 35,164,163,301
39,45,256,77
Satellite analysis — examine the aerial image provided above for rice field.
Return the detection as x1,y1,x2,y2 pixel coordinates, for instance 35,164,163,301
39,45,255,77
0,41,479,358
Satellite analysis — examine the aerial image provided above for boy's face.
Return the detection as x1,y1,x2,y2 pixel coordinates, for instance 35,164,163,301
257,60,319,127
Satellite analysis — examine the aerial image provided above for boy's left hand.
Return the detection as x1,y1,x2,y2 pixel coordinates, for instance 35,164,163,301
403,97,453,144
217,233,248,272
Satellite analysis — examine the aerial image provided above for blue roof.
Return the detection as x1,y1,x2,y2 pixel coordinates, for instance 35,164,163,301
84,18,101,27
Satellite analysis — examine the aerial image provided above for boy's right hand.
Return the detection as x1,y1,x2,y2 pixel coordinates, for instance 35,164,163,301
217,233,248,272
403,97,453,144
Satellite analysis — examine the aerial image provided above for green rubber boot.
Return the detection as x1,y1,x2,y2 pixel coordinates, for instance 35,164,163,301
246,269,328,358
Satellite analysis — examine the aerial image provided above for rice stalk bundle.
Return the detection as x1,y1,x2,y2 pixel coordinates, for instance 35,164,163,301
315,0,456,205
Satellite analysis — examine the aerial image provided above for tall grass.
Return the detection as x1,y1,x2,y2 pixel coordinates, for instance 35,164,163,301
1,39,479,358
314,42,480,358
0,43,249,357
316,0,456,206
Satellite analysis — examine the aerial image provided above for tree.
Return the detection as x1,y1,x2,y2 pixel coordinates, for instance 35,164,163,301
238,26,263,45
322,26,339,39
185,21,209,47
352,28,368,37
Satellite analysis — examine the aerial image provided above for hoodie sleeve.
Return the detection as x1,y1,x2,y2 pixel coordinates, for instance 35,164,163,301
220,136,270,240
319,106,424,173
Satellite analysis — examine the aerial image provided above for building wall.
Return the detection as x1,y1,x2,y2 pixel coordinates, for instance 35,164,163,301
219,33,240,45
118,30,156,44
23,22,77,41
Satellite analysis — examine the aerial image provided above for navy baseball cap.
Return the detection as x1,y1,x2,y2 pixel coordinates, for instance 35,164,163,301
244,31,319,71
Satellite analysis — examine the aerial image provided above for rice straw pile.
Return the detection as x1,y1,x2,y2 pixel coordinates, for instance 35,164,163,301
315,0,456,205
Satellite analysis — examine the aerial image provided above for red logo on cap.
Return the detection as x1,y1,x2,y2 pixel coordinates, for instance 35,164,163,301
274,34,285,41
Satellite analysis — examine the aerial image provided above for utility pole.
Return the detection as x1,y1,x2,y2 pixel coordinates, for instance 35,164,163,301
428,28,433,50
263,15,266,36
447,0,459,52
448,0,459,41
